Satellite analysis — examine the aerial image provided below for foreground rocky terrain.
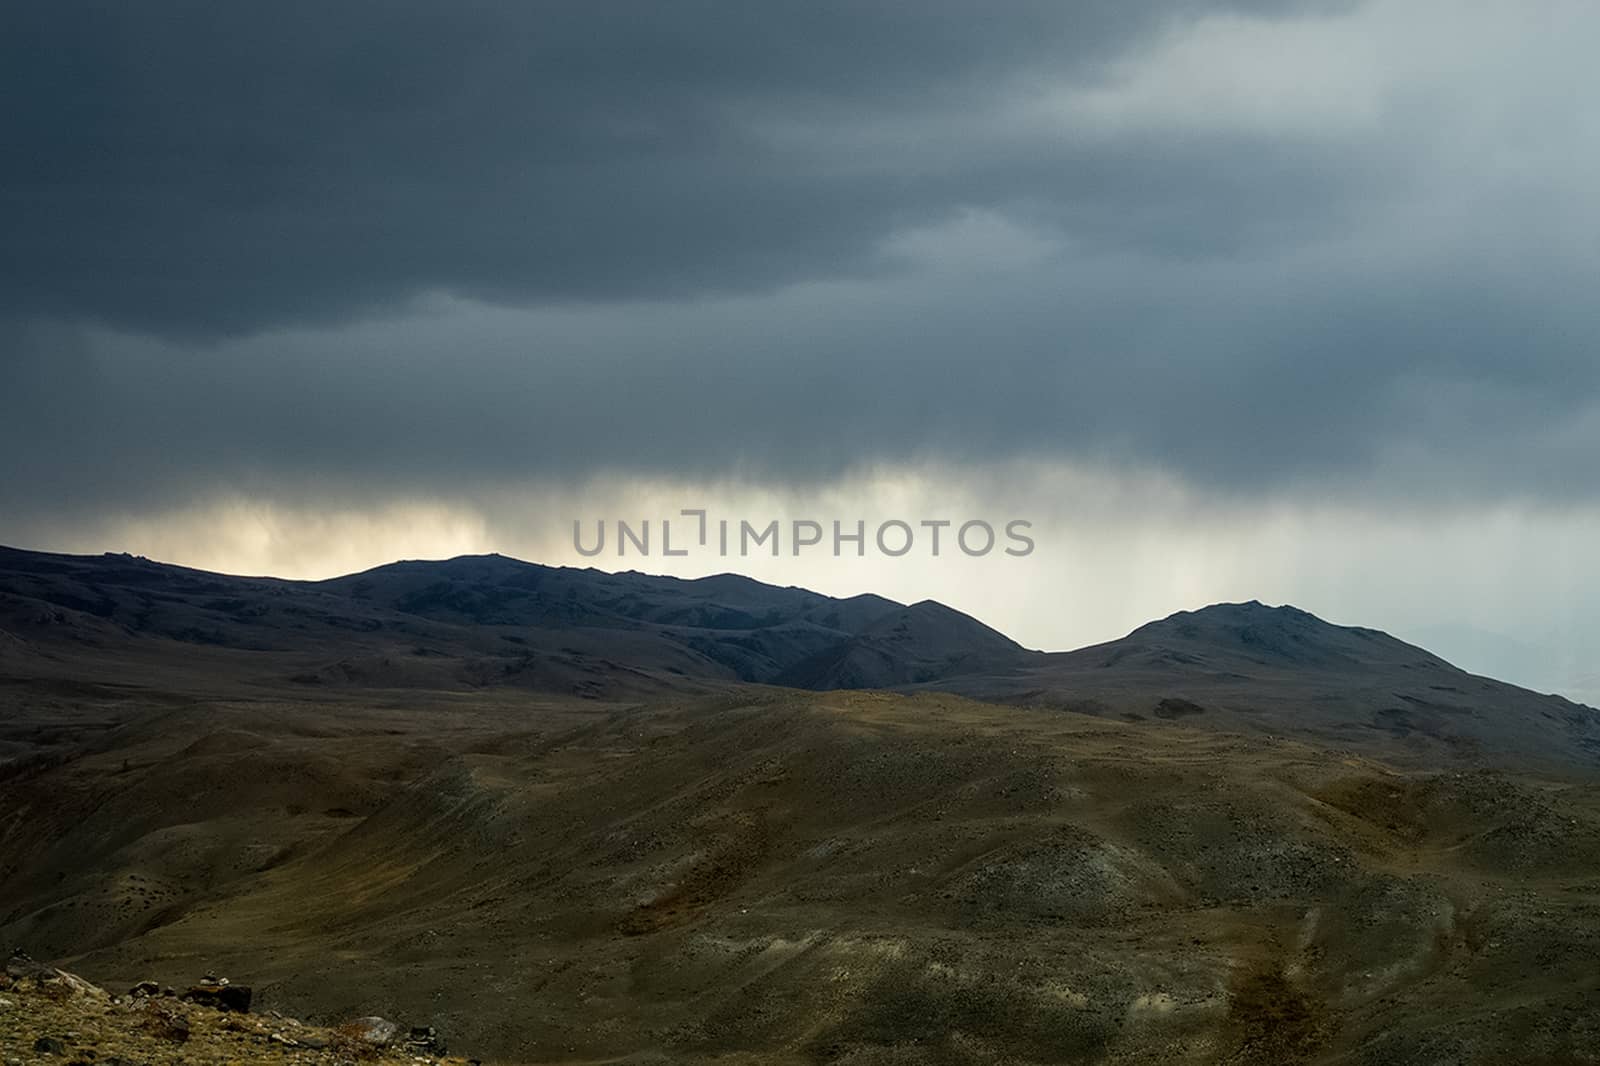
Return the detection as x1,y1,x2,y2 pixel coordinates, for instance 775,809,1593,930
0,951,471,1065
3,548,1599,1063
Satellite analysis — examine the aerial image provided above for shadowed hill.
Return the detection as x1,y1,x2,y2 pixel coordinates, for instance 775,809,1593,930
0,547,910,694
2,548,1597,770
924,601,1600,771
320,553,899,634
776,599,1039,689
1116,601,1455,672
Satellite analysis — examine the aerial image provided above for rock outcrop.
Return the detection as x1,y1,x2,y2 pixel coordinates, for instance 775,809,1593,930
1,951,476,1065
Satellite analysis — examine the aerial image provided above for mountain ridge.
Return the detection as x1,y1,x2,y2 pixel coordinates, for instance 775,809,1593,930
2,545,1596,771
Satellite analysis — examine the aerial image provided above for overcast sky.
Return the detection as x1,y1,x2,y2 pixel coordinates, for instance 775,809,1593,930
4,1,1598,701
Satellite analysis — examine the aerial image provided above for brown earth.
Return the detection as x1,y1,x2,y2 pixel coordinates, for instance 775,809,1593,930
4,684,1599,1064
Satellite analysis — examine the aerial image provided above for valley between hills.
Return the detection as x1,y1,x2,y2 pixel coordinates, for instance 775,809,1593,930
3,546,1599,1064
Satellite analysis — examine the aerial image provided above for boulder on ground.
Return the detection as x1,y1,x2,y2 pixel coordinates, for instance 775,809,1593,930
343,1015,399,1045
182,980,253,1013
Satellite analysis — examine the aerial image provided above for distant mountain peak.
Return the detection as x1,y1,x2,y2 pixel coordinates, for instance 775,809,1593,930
1162,600,1312,622
1124,599,1442,672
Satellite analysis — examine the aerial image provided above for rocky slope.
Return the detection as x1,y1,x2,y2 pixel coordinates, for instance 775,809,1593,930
1,951,472,1066
6,690,1600,1063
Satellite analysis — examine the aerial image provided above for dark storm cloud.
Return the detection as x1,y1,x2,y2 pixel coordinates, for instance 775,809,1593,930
3,0,1344,335
3,0,1599,520
7,222,1600,518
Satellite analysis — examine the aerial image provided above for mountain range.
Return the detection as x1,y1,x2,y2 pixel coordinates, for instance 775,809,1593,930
2,545,1595,772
